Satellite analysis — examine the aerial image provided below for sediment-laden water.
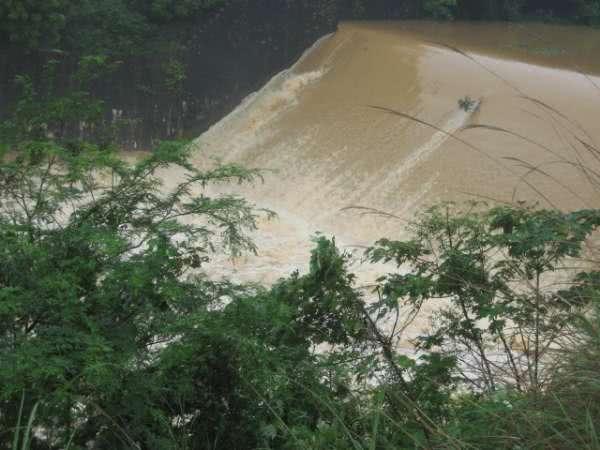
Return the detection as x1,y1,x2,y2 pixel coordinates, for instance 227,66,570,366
192,21,600,296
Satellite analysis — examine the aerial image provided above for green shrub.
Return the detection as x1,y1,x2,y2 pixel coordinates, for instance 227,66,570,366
423,0,458,19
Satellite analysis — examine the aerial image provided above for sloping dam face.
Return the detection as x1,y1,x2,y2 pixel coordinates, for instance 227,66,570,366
193,21,600,284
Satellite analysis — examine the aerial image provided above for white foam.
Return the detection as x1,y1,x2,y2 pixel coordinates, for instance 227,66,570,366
396,101,479,182
194,33,334,159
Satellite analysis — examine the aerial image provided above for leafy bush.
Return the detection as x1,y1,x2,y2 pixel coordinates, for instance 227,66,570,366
2,47,600,449
368,203,600,393
574,0,600,24
423,0,458,19
0,0,72,49
0,0,223,54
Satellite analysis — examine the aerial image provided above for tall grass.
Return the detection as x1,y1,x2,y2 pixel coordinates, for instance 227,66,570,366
9,393,79,450
359,38,600,450
10,393,38,450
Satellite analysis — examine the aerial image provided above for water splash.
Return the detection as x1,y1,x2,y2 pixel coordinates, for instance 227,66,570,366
194,34,332,160
398,101,480,180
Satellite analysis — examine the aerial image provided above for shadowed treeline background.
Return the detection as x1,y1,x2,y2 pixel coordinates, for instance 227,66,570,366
1,0,599,148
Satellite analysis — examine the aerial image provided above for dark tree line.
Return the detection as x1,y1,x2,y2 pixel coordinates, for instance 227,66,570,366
456,0,600,21
2,0,600,54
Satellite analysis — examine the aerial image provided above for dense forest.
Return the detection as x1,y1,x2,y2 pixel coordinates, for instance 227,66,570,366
2,0,600,52
2,0,600,148
2,1,600,449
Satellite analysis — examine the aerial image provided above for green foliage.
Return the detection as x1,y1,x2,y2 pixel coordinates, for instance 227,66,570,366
0,0,71,49
2,56,600,448
162,58,188,96
503,0,526,20
3,0,600,55
453,0,600,22
0,0,224,54
423,0,458,19
272,237,368,346
311,0,339,29
10,393,39,450
65,0,151,57
368,202,600,392
350,0,367,18
0,118,453,446
141,0,224,23
574,0,600,24
442,300,600,448
0,57,130,165
0,77,272,447
0,136,269,441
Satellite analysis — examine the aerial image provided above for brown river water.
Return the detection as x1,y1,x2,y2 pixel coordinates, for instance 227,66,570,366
185,21,600,325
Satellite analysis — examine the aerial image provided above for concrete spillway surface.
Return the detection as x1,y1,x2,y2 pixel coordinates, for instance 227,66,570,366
189,21,600,298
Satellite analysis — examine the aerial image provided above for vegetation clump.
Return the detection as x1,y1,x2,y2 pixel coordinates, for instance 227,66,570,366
2,3,600,448
458,95,477,112
2,75,600,445
423,0,458,20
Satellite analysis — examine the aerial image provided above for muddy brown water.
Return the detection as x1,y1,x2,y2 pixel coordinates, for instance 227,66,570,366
186,21,600,337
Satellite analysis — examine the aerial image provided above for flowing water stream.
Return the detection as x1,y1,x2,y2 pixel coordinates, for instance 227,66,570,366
191,21,600,309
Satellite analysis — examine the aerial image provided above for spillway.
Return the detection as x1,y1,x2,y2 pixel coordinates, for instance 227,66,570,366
192,21,600,286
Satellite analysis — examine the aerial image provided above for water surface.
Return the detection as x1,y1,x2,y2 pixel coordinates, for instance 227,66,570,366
192,21,600,291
